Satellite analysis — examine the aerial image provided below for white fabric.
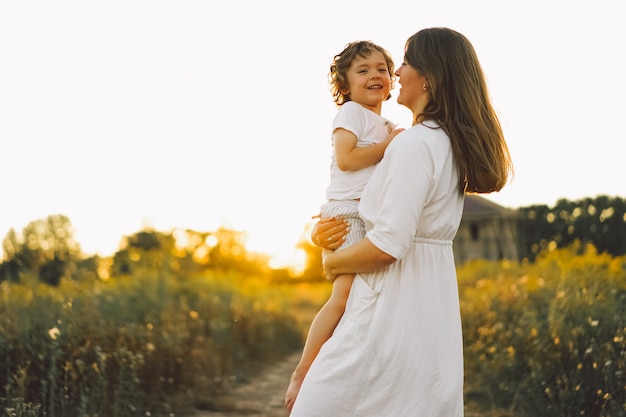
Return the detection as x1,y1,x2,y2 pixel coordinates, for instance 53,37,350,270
291,121,466,417
326,101,394,200
319,199,365,250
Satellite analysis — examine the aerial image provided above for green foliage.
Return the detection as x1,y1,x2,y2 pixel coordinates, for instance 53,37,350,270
0,271,304,417
461,243,626,416
110,227,272,279
0,215,81,285
2,203,623,415
0,397,41,417
519,195,626,260
0,259,20,283
0,218,277,286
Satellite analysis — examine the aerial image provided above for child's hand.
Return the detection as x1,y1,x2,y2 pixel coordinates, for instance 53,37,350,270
388,127,405,140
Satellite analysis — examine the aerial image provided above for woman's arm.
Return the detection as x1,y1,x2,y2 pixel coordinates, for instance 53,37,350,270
322,237,396,281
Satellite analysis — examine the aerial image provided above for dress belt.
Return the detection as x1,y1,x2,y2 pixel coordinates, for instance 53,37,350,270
414,237,452,246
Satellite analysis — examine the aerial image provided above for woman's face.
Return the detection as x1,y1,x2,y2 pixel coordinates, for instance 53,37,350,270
394,60,428,120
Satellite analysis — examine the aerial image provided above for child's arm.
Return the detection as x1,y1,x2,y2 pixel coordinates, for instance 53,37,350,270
334,127,404,171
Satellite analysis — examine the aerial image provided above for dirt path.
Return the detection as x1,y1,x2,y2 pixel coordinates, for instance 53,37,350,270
181,352,300,417
179,351,497,417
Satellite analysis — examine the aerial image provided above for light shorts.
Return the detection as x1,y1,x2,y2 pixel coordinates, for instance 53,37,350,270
319,199,365,251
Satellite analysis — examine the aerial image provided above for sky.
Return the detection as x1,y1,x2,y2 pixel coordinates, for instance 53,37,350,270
1,0,624,266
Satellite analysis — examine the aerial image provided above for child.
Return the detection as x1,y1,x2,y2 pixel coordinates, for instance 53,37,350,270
284,40,403,412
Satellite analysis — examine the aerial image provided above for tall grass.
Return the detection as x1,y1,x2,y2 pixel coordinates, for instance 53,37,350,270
460,243,626,416
2,243,624,416
0,271,312,417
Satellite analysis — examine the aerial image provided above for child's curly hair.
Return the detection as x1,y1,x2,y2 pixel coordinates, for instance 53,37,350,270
329,40,395,106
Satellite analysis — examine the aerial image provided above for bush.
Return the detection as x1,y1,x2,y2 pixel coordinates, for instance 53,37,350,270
461,243,626,416
0,271,305,417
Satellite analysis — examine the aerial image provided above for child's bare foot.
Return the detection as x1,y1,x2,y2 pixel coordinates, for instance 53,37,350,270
284,368,307,413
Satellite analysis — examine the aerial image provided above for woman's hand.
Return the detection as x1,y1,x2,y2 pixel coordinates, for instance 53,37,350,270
311,216,349,250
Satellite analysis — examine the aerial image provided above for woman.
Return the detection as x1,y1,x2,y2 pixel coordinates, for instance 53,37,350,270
289,27,513,417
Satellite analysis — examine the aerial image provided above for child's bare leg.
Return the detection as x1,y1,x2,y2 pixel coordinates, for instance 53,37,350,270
284,273,354,412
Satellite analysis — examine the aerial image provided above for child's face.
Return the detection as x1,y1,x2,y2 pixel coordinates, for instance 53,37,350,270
342,51,391,113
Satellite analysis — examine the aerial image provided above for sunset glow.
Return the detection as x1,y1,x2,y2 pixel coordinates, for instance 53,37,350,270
1,1,623,265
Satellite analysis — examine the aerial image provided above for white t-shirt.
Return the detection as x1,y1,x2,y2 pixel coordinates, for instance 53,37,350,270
325,101,394,200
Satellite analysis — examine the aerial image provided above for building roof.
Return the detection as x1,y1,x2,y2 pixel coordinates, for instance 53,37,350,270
463,194,519,219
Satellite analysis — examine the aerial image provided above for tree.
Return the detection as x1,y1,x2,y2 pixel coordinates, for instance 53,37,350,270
2,228,20,261
39,255,66,286
109,227,271,278
0,229,22,282
0,214,81,285
0,259,20,283
111,229,174,275
518,195,626,261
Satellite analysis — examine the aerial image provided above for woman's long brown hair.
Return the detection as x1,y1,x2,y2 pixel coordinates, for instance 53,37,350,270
405,27,513,194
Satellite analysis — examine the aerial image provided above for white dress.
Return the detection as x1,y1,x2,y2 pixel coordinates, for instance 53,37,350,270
290,121,466,417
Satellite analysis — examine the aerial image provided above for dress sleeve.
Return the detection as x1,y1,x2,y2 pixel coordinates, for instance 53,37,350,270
365,132,436,260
